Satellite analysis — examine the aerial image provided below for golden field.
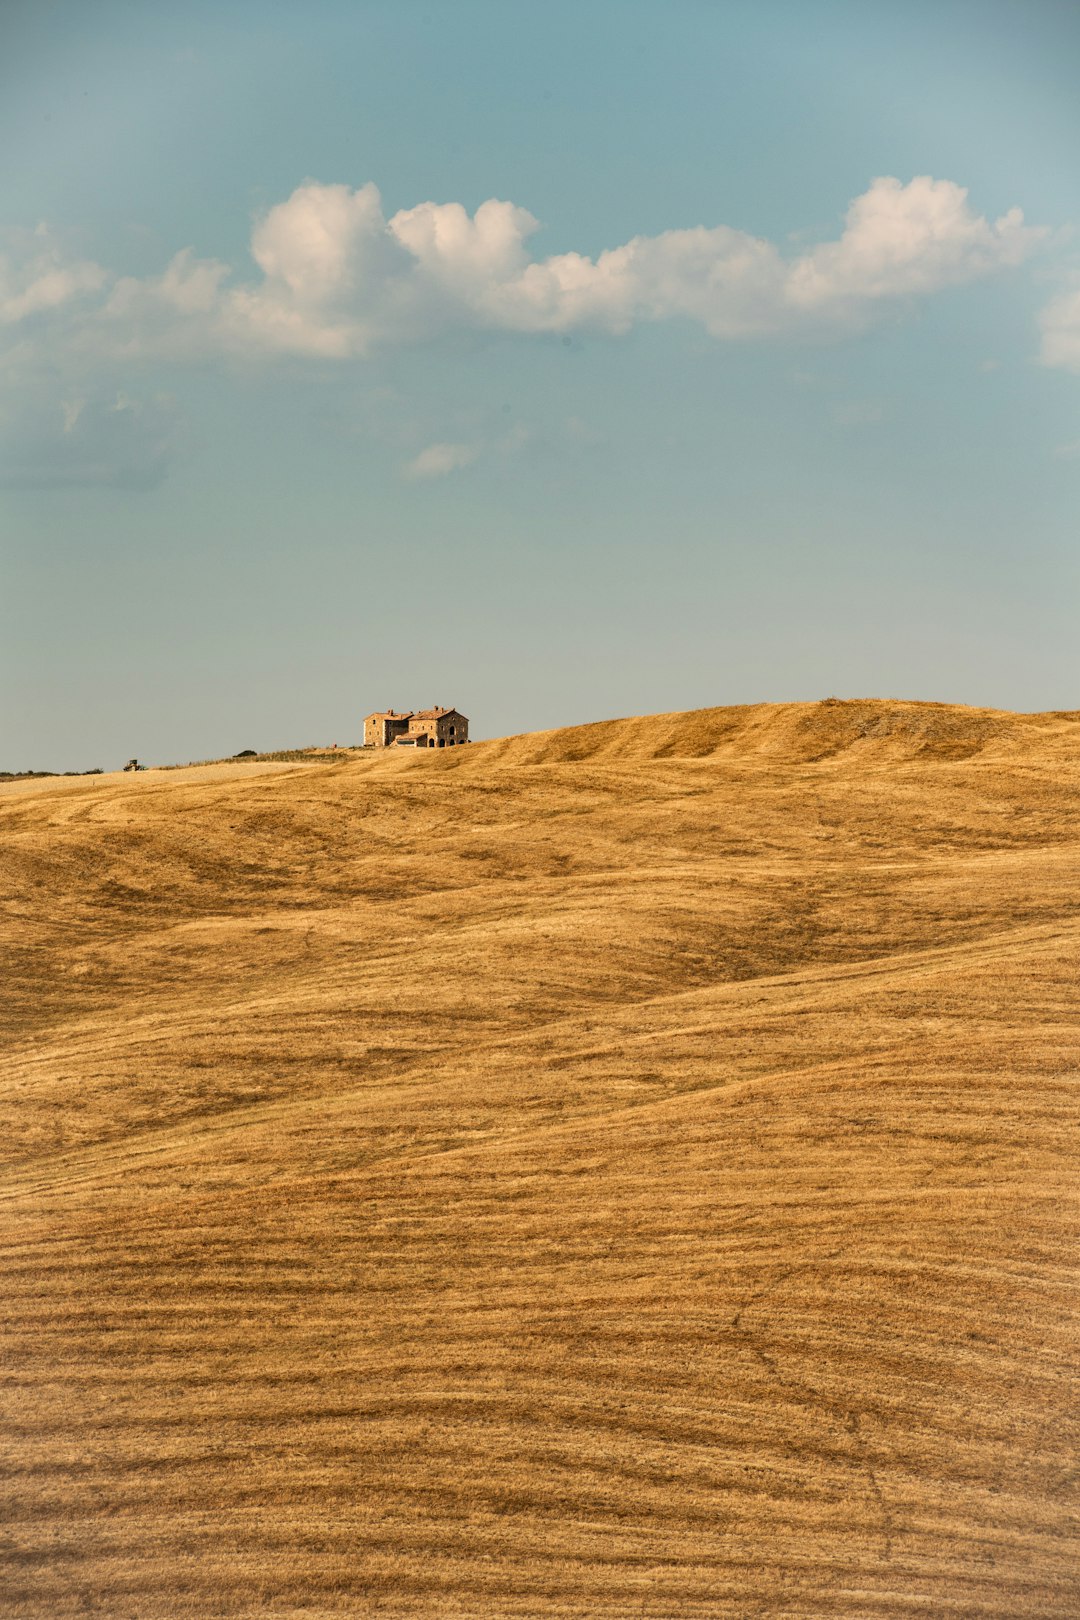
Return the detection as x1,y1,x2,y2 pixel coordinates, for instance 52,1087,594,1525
2,698,1079,1618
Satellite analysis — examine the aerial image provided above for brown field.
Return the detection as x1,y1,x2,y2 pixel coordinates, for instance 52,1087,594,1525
2,698,1079,1618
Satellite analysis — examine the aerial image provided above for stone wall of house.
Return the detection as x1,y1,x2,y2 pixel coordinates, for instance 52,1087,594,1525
364,714,413,747
365,710,470,748
407,712,469,748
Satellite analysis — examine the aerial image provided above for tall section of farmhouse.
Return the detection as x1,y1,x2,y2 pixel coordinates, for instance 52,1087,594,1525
364,706,470,749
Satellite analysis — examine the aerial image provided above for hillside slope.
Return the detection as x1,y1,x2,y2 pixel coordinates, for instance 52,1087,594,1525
2,699,1079,1618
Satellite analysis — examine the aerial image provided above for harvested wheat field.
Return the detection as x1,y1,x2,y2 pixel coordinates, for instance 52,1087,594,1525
2,698,1079,1619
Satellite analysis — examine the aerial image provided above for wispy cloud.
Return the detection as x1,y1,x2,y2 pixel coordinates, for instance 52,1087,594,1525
0,225,105,327
402,441,480,480
401,423,532,481
0,391,183,489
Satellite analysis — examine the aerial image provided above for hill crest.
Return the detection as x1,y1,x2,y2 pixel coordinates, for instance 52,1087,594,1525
464,697,1080,769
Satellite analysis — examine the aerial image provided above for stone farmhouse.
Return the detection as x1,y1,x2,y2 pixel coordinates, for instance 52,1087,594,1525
364,707,469,749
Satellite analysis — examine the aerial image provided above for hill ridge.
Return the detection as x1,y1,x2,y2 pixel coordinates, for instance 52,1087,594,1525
466,696,1080,768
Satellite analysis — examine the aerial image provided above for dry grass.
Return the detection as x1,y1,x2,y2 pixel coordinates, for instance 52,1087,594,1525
2,698,1079,1618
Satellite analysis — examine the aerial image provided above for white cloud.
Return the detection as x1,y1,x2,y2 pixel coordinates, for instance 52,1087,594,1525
253,182,389,297
401,423,532,480
785,176,1038,311
391,197,538,290
240,174,1039,350
403,441,480,480
0,175,1045,369
1040,284,1080,372
0,227,105,326
101,249,232,358
494,225,789,337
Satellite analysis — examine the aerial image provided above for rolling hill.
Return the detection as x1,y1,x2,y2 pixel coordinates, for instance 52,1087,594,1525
3,698,1079,1618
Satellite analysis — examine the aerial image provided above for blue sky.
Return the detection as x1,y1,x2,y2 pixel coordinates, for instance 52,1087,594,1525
2,0,1079,768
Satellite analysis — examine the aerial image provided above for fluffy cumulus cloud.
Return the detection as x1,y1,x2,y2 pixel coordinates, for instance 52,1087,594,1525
785,176,1035,310
0,176,1046,369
